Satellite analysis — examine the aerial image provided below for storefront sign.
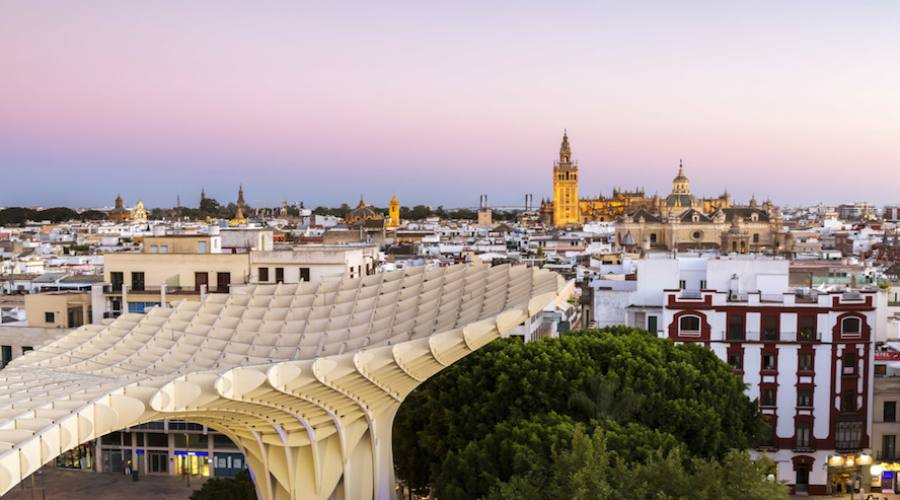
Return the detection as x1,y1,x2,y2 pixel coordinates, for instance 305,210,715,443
174,451,209,457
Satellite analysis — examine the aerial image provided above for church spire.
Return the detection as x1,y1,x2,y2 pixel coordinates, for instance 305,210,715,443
231,184,246,225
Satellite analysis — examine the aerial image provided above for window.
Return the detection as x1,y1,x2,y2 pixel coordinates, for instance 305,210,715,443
299,267,310,282
111,272,124,291
727,352,742,370
886,401,897,423
798,352,814,372
149,245,158,253
679,316,701,336
796,420,812,450
836,420,863,450
798,388,813,408
258,267,269,282
22,346,32,353
146,433,168,447
214,434,237,449
679,280,686,290
752,233,760,243
726,314,744,341
843,352,857,375
842,317,861,336
159,245,169,254
762,313,779,341
102,431,124,446
216,272,231,293
44,312,55,323
700,280,707,289
275,267,284,284
0,346,12,368
798,315,816,341
198,241,208,253
131,272,145,291
194,272,209,292
884,434,897,460
760,387,776,407
842,390,857,412
650,233,657,244
877,364,888,377
174,433,208,448
760,415,776,448
762,352,777,371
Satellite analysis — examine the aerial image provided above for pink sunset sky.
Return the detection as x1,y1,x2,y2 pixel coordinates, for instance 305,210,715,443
1,1,898,209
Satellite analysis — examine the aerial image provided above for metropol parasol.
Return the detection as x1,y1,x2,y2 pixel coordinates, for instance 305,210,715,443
0,264,570,499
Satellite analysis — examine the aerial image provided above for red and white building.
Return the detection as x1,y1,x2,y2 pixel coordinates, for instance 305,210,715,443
590,254,877,494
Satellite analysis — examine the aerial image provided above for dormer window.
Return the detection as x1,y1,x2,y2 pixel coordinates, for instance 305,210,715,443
692,214,700,222
751,213,759,222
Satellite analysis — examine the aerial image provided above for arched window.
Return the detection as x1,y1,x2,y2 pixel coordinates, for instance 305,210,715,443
679,315,701,336
842,317,861,336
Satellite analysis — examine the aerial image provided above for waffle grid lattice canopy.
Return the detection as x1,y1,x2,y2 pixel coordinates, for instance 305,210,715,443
0,264,567,499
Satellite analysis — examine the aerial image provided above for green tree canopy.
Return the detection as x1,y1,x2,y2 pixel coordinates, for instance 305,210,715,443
393,327,770,499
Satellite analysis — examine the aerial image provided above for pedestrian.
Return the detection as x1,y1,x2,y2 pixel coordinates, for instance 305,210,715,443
124,460,131,476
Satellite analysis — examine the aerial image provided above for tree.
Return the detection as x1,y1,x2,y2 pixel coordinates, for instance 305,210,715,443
190,470,256,500
489,428,788,500
199,197,222,215
393,327,768,498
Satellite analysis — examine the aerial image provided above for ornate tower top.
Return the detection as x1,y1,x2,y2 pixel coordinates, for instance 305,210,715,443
114,195,124,210
200,187,206,202
559,129,572,164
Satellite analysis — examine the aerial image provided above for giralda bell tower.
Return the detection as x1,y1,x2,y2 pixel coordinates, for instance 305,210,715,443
552,130,580,226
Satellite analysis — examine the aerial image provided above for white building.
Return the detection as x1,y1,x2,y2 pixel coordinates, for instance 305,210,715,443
592,254,878,494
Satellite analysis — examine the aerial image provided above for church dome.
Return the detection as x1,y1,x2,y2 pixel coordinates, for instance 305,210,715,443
345,198,382,224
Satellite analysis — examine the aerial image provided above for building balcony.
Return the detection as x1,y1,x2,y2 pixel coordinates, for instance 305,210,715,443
835,441,864,453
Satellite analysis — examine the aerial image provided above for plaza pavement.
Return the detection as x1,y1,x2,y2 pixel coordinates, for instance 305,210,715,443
0,467,207,500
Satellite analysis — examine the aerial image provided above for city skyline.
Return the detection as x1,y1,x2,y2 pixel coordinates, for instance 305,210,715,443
2,1,899,208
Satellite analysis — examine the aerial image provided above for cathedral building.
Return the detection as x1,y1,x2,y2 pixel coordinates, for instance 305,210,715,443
541,130,786,253
660,160,732,217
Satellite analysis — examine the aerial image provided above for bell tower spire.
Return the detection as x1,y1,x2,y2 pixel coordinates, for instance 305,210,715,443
230,184,247,225
559,129,572,164
552,129,580,226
